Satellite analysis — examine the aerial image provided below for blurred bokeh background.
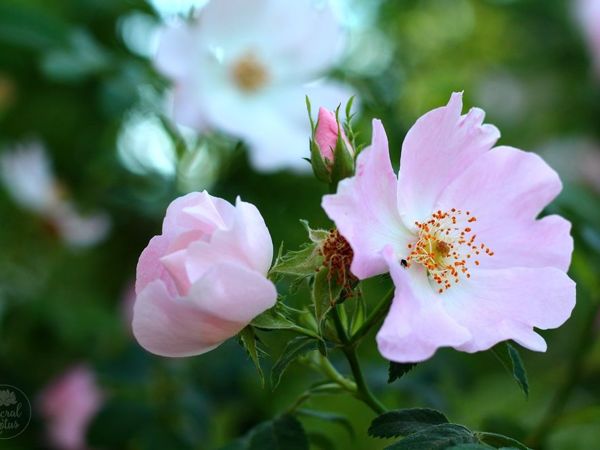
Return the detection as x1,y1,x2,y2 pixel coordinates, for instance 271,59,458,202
1,0,599,449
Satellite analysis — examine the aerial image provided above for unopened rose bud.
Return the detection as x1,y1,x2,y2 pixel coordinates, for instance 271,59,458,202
310,107,355,186
315,107,353,163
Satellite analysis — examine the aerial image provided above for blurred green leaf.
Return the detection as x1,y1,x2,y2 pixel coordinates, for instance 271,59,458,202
0,3,68,50
271,336,318,390
385,424,477,450
239,326,264,386
297,408,355,438
368,408,449,438
247,415,309,450
475,432,530,449
307,431,336,450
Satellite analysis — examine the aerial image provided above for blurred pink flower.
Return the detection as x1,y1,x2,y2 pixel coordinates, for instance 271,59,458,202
39,365,103,450
154,0,355,172
577,0,600,75
133,191,277,357
0,142,110,248
315,107,353,163
323,92,576,363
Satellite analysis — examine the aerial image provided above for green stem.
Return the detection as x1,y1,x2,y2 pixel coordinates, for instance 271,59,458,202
317,354,357,392
332,307,387,415
350,287,394,344
526,296,600,448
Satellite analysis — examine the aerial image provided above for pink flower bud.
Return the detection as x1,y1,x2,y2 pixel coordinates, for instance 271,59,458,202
133,191,277,357
38,365,103,450
315,107,353,162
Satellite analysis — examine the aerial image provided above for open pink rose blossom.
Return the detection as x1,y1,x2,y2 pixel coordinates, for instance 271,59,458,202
322,92,576,363
133,191,277,357
39,365,103,450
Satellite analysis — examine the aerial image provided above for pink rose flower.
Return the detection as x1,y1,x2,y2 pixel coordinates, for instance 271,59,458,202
133,191,277,357
322,92,576,363
577,0,600,75
315,107,353,163
38,365,103,450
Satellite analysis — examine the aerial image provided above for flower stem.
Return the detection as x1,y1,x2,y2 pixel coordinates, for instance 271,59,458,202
331,306,387,415
350,287,394,344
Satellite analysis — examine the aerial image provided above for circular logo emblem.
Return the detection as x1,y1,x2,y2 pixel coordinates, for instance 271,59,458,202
0,385,31,439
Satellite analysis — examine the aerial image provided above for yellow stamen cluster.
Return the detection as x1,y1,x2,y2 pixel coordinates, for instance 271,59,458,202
405,209,494,293
230,53,269,92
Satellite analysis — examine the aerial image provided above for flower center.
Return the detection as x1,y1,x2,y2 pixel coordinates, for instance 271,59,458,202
230,53,269,93
405,209,494,293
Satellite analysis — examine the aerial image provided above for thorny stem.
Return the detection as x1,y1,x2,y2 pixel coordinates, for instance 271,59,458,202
332,306,388,415
526,296,600,448
350,287,395,344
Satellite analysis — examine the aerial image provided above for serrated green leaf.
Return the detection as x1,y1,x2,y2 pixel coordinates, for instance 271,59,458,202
385,424,477,450
251,306,296,330
491,342,529,397
297,409,355,438
475,432,531,450
248,415,309,450
271,336,319,389
270,243,323,278
369,408,449,438
388,361,417,383
239,326,264,386
312,267,343,329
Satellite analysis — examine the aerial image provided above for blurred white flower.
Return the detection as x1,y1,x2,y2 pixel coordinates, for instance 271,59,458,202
0,142,60,213
576,0,600,75
155,0,355,172
0,142,110,248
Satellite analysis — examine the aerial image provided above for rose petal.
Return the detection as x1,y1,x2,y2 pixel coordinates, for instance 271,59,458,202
397,92,500,223
323,120,410,279
437,146,563,232
133,263,276,357
376,248,471,363
445,266,576,353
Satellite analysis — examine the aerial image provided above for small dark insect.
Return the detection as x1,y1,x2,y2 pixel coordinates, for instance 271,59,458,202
400,259,408,268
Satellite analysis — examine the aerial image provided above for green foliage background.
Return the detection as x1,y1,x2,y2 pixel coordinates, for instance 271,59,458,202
0,0,599,449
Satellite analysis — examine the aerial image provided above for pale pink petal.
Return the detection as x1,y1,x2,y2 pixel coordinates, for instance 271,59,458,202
39,365,103,450
445,266,576,353
136,235,178,297
133,264,276,357
397,92,500,222
164,191,232,239
322,120,410,279
187,262,277,323
133,280,221,357
315,107,339,161
184,199,273,280
376,248,471,363
477,215,573,272
437,146,563,232
154,22,198,79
